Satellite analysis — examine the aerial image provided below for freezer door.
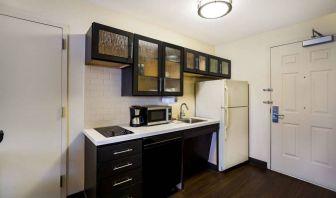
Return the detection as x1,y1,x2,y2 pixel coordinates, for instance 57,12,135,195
196,80,224,118
223,107,249,169
224,80,249,107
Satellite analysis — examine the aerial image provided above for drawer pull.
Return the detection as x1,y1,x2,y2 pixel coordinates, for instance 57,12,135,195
113,163,133,170
113,177,133,187
113,148,133,155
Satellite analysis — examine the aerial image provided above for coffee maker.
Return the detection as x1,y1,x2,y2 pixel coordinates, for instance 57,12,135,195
129,106,145,127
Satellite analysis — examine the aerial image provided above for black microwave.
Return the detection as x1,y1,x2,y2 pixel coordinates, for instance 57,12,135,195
142,105,172,126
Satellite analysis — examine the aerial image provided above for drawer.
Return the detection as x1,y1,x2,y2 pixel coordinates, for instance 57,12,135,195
100,183,142,198
98,139,142,162
98,154,142,179
99,168,142,194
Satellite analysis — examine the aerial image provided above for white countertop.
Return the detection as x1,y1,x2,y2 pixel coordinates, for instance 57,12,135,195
83,117,220,146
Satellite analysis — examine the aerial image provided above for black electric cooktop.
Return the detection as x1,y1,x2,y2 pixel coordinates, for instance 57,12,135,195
94,126,133,137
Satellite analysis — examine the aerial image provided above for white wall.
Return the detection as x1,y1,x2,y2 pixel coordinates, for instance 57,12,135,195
215,12,336,168
0,0,214,195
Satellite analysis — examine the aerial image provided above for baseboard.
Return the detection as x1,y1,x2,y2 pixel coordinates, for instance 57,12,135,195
207,162,218,171
67,191,85,198
249,157,267,169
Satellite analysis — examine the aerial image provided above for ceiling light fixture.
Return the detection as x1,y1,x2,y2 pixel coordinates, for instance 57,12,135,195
198,0,232,19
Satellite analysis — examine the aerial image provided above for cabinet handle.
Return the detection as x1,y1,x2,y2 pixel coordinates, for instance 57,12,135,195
113,148,133,155
0,130,4,143
130,42,133,59
113,177,133,187
195,57,199,70
113,162,133,170
159,77,162,92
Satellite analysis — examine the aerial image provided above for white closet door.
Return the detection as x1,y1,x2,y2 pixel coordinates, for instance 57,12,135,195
271,41,336,191
0,15,63,198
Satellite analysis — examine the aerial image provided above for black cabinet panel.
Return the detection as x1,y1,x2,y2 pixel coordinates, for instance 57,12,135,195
182,124,220,180
98,154,142,178
143,132,183,197
100,183,142,198
98,139,142,162
99,168,142,194
86,22,133,67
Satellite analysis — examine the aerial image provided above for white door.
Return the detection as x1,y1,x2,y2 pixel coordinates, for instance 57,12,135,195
0,15,64,197
271,41,336,191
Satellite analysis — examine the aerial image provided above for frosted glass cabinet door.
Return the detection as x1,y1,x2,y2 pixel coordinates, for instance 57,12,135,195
208,55,231,78
186,52,195,70
209,57,219,74
198,55,207,72
184,48,208,75
86,22,134,66
133,34,162,95
220,59,231,78
162,43,183,96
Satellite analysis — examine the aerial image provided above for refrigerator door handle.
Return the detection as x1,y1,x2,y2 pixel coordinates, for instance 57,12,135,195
224,85,229,107
224,108,230,140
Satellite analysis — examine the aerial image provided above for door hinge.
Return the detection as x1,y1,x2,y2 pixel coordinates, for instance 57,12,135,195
262,88,273,92
61,107,66,118
60,175,63,188
263,100,273,104
62,38,66,50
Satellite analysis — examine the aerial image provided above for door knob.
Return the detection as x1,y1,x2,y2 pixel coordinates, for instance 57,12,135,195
0,130,4,143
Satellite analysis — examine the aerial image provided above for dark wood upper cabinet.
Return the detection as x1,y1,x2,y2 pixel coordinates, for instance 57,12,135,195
184,49,231,79
184,48,209,75
122,35,183,96
133,34,162,96
85,23,230,95
219,58,231,78
86,22,134,67
208,55,231,78
208,55,220,76
162,42,184,96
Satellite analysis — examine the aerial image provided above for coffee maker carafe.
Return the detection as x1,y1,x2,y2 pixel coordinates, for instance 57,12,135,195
129,106,145,127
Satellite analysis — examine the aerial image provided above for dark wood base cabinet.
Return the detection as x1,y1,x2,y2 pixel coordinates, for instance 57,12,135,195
84,124,219,198
85,138,143,198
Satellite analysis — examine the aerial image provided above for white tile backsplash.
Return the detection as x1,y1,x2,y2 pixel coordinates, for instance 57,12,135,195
85,66,162,128
84,66,197,128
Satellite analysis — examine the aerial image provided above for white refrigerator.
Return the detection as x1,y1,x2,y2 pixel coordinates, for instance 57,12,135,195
196,79,249,171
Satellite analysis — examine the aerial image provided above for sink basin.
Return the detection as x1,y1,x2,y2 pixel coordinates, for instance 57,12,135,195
178,118,206,124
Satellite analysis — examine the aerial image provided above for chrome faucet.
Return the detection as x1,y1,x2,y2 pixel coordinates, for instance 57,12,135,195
179,103,189,119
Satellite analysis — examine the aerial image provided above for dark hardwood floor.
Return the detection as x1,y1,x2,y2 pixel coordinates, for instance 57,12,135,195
170,164,336,198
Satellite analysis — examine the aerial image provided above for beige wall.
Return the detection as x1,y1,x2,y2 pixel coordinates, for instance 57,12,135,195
0,0,214,195
215,12,336,168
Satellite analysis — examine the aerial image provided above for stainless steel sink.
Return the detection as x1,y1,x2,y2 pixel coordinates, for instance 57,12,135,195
178,118,206,124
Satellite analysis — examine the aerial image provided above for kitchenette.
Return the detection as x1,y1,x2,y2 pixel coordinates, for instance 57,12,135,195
83,22,248,198
2,1,336,198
